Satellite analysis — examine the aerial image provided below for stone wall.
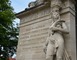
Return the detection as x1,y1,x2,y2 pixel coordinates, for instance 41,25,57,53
16,0,76,60
17,6,51,60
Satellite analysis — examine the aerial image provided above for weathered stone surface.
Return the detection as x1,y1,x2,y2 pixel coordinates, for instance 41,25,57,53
16,0,76,60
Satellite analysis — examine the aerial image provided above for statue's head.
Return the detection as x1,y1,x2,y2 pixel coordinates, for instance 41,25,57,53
51,6,60,22
51,0,62,22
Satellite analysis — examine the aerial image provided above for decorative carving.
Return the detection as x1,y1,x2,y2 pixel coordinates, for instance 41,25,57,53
50,0,62,8
28,0,48,8
28,1,36,8
28,0,45,8
36,0,44,5
43,0,69,60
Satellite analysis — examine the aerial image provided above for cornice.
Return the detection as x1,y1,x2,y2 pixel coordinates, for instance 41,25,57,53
16,0,75,19
16,2,49,18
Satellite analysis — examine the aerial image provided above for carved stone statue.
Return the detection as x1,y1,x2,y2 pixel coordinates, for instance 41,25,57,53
43,1,69,60
28,1,36,8
28,0,44,8
36,0,44,5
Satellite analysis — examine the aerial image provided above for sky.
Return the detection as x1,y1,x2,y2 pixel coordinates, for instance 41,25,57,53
11,0,35,13
10,0,35,24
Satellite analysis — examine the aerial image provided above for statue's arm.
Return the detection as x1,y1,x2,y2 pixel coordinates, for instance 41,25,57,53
51,22,69,34
50,20,60,28
50,20,65,28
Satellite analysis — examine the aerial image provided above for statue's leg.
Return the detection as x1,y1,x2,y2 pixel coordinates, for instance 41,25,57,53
56,45,64,60
46,45,54,60
46,55,53,60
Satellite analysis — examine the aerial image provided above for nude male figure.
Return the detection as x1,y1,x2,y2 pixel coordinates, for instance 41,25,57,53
43,7,69,60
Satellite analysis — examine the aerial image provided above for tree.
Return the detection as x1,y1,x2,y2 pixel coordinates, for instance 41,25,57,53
0,0,19,60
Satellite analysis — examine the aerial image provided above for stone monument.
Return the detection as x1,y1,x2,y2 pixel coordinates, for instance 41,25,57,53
16,0,76,60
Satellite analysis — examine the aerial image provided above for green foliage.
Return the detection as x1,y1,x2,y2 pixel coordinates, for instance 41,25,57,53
0,0,19,60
